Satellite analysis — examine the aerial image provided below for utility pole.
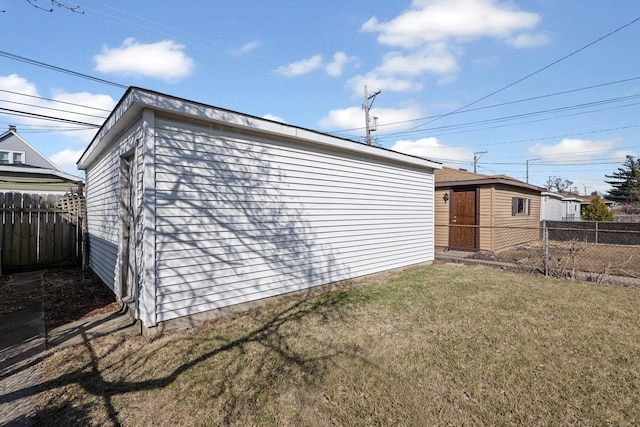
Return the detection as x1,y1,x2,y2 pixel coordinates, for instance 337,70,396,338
473,151,487,173
363,85,381,145
526,158,541,183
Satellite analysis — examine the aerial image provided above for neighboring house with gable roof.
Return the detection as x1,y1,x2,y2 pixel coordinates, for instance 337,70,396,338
435,167,544,252
0,125,84,194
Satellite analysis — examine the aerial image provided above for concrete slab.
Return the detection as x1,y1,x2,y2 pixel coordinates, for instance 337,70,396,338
0,270,140,426
0,271,45,427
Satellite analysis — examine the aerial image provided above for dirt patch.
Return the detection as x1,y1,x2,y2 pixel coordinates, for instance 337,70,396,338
0,274,19,315
0,268,120,331
42,268,119,331
497,241,640,280
0,267,118,332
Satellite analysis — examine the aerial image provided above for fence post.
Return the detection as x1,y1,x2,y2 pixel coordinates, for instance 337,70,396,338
595,221,599,244
544,220,549,277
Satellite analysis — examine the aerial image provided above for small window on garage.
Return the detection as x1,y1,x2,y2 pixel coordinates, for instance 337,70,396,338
512,197,530,216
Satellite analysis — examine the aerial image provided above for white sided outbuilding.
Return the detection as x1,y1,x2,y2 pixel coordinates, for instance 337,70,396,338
541,192,582,222
77,87,442,331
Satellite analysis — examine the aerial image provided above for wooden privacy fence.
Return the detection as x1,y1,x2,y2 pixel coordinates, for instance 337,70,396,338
0,192,85,273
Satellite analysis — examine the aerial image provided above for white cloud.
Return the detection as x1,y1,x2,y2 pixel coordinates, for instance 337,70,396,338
391,137,472,164
376,44,459,77
276,52,356,77
362,0,541,47
318,107,364,130
231,40,261,56
52,91,116,121
262,113,287,123
0,74,115,141
325,52,351,76
348,72,422,94
529,138,622,162
94,38,194,82
611,150,636,162
348,43,459,94
0,73,38,97
471,55,500,69
50,148,87,172
0,74,115,174
354,0,545,95
318,105,424,133
274,54,323,77
506,32,549,48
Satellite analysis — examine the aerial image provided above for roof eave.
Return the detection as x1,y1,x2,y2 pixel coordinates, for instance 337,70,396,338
0,165,84,183
436,177,544,192
78,87,442,171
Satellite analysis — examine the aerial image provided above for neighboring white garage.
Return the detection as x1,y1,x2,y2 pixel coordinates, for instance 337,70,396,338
541,191,582,222
77,87,442,331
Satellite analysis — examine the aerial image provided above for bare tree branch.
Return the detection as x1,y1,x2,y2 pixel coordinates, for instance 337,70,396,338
26,0,53,12
25,0,84,13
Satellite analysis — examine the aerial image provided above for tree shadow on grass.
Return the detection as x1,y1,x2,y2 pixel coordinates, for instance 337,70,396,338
29,287,369,426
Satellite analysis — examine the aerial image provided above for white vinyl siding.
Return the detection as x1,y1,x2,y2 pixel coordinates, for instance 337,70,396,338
542,195,563,221
153,120,434,322
85,150,120,290
564,200,581,221
85,124,142,294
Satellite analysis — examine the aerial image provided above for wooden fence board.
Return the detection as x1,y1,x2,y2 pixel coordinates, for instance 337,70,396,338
20,214,30,265
0,192,85,272
29,213,38,265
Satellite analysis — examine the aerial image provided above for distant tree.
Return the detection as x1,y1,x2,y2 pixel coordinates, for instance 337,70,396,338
582,195,613,221
605,155,640,204
546,176,573,193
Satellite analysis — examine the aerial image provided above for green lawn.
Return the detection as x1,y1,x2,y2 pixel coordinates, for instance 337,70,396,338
38,263,640,426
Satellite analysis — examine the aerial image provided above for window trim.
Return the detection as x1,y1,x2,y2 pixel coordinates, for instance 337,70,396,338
512,197,531,216
0,150,25,165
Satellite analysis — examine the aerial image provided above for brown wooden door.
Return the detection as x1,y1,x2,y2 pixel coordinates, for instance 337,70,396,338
449,189,478,250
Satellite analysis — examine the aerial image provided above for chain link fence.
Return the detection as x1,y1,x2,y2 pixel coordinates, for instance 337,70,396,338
436,221,640,287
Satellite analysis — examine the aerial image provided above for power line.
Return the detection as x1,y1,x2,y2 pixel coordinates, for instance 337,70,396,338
0,50,128,89
401,15,640,133
375,95,640,141
327,76,640,134
0,107,100,127
417,101,640,142
79,0,280,69
0,124,95,133
448,124,640,148
0,98,108,121
0,88,112,112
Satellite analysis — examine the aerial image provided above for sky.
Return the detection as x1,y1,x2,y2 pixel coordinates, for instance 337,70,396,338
0,0,639,195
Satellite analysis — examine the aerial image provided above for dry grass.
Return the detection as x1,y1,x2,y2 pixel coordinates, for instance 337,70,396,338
36,264,640,426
